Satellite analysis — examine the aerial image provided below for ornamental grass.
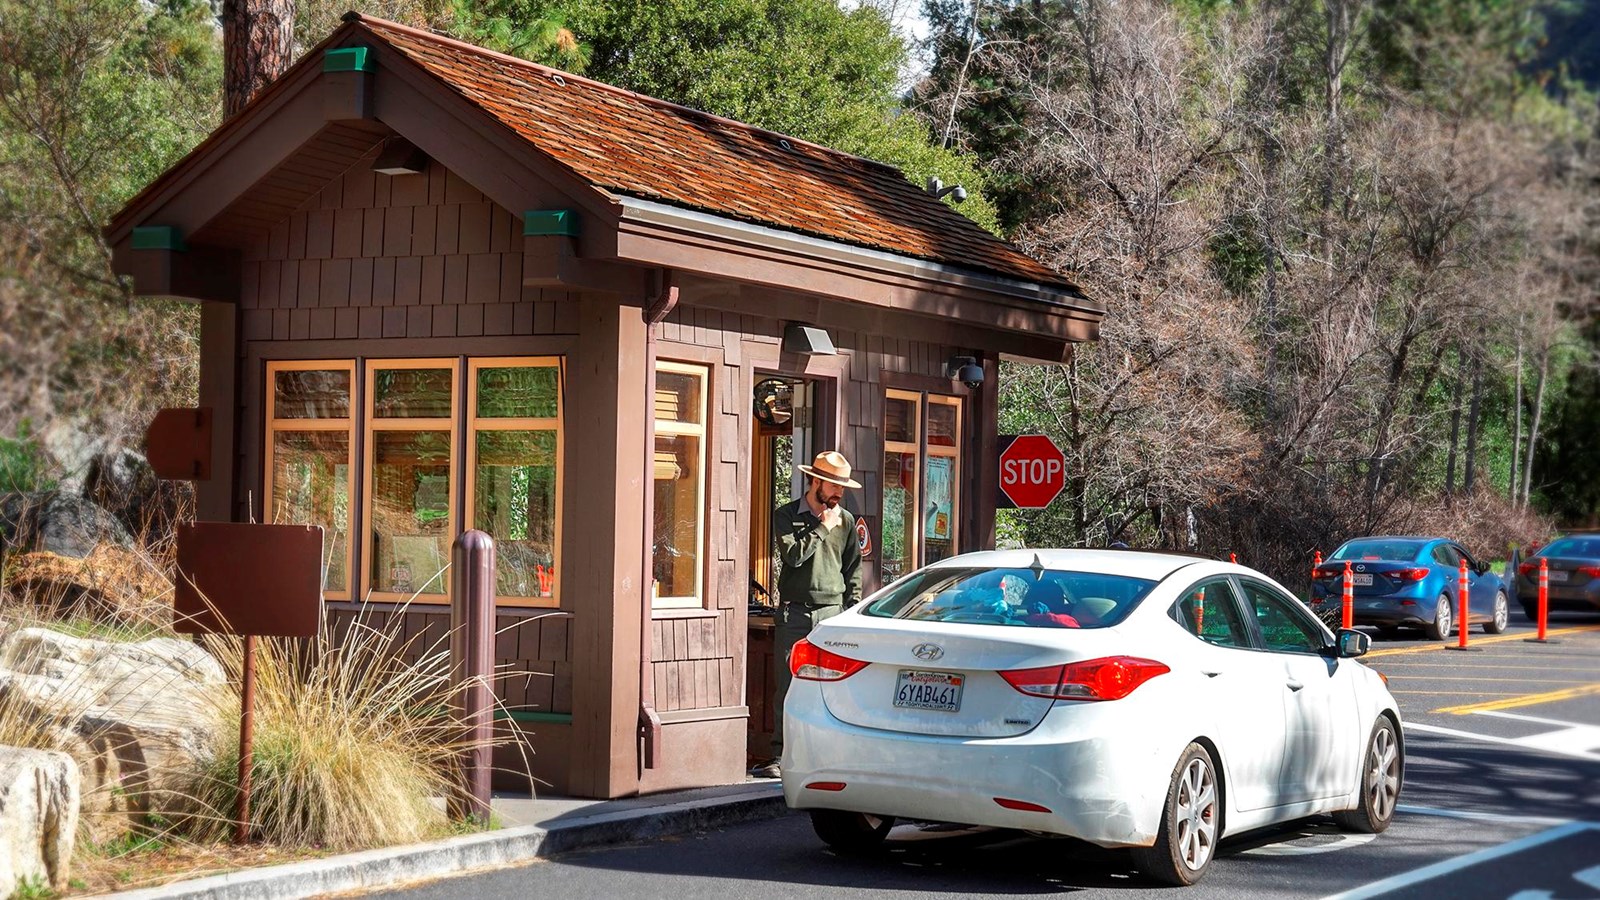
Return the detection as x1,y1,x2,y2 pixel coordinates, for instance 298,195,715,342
182,599,520,850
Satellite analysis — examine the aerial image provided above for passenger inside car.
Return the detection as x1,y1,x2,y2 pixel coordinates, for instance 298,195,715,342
1023,579,1080,628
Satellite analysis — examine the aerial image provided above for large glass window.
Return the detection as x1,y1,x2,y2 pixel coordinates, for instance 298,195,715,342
653,361,709,609
269,357,566,608
881,389,964,585
264,362,355,598
467,358,563,607
861,565,1154,629
365,361,457,600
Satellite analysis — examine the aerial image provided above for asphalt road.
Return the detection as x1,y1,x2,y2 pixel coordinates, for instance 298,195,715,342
370,613,1600,900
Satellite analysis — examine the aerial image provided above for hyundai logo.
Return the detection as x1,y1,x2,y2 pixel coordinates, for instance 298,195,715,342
912,643,944,661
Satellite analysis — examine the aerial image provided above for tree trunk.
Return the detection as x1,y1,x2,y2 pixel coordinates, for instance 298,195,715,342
1462,345,1485,496
1509,317,1524,499
1521,351,1549,507
1445,346,1464,496
224,0,296,118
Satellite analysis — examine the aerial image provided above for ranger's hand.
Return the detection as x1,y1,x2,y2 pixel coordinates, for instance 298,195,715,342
821,505,842,530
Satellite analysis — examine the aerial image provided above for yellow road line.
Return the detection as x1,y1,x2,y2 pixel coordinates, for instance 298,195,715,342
1391,691,1521,696
1380,676,1592,683
1365,625,1600,658
1433,682,1600,714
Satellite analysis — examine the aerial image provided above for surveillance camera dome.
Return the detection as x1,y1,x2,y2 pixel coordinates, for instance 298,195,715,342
957,362,984,388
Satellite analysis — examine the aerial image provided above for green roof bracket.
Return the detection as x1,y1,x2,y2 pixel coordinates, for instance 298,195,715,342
523,209,579,238
131,226,186,252
324,46,376,73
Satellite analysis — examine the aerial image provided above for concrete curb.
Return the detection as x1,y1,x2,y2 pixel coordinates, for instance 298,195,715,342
98,784,789,899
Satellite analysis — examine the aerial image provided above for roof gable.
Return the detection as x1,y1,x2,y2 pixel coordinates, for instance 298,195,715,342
348,16,1080,294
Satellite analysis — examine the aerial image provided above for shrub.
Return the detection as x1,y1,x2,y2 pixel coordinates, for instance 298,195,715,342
182,603,516,850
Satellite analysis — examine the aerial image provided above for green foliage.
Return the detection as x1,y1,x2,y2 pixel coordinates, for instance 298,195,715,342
0,421,53,493
9,875,59,900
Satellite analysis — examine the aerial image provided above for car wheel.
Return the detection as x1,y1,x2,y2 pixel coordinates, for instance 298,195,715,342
1483,590,1509,634
1423,593,1452,641
1333,716,1402,834
809,810,894,853
1132,743,1219,886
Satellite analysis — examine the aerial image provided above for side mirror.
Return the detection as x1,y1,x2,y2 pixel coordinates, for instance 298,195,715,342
1335,628,1370,659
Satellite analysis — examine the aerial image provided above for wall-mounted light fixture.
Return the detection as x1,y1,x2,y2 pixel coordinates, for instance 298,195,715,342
782,323,836,356
372,138,429,176
946,354,985,389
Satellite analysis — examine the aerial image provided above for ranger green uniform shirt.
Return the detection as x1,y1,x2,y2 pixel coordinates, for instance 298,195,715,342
774,497,863,608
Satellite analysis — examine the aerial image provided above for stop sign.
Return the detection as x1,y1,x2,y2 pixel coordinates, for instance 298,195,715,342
998,435,1065,508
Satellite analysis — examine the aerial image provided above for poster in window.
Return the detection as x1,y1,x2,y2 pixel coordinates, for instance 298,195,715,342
926,456,953,542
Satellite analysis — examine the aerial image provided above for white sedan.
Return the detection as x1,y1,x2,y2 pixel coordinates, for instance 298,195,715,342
781,549,1403,886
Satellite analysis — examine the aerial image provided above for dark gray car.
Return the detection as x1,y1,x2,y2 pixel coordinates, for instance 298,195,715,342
1516,533,1600,618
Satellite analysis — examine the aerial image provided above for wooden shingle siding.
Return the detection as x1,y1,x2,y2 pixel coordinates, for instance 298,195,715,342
325,606,574,715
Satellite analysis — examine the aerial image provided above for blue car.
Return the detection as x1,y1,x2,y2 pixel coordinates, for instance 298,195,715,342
1311,536,1509,640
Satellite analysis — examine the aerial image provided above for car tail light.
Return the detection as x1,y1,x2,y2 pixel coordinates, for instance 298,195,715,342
1314,566,1343,579
1390,568,1429,582
789,638,868,681
1519,562,1538,576
1579,566,1600,579
999,657,1170,701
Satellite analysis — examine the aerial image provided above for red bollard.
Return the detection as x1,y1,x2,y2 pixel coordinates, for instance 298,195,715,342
1311,550,1323,605
1229,552,1238,564
1447,558,1480,651
1193,591,1205,636
1525,557,1557,644
1341,561,1353,630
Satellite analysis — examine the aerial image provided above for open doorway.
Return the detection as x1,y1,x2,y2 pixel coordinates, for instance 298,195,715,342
745,375,820,761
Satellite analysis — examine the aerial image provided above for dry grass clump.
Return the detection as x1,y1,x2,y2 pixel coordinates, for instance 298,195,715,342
181,604,512,850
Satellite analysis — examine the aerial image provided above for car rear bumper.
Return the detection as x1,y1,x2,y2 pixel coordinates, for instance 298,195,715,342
781,684,1172,848
1514,580,1600,612
1313,598,1432,626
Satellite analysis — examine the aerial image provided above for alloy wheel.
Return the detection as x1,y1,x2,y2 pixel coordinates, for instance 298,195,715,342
1435,596,1452,639
1366,725,1400,823
1493,593,1509,631
1175,756,1217,871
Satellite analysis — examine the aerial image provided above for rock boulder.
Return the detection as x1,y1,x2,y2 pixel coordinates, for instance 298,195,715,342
0,491,133,559
82,449,187,543
0,745,79,895
0,629,228,842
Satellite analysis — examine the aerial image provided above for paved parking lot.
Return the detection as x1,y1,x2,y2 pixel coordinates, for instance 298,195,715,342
377,612,1600,900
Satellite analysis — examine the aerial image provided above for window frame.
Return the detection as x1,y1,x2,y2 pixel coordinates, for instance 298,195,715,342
263,360,357,600
465,356,564,609
1167,577,1254,649
362,358,460,604
880,387,965,583
652,359,711,610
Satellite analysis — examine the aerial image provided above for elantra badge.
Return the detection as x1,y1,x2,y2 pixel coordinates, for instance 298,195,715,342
912,642,944,661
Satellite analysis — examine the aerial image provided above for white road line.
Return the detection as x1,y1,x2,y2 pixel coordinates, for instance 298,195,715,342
1322,822,1600,900
1405,721,1600,761
1396,804,1570,826
1516,725,1600,756
1475,709,1594,729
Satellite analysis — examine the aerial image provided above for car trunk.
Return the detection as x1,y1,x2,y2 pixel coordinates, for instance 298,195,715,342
1537,558,1598,590
812,616,1124,738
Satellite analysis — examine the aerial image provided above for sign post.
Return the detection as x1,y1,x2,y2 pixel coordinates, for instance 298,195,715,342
996,435,1066,509
174,522,323,843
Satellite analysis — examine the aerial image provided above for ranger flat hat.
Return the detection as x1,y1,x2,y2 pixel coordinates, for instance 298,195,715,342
797,450,861,489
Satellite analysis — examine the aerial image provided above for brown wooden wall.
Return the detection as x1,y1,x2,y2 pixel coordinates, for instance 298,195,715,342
237,158,578,717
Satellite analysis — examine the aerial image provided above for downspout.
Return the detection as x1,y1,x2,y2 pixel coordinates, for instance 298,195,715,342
638,270,677,770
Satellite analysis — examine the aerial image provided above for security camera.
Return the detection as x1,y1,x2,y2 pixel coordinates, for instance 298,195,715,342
946,355,984,388
958,361,985,388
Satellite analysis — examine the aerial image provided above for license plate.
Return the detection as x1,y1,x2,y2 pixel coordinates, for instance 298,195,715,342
1352,574,1374,586
893,670,964,713
1548,570,1569,582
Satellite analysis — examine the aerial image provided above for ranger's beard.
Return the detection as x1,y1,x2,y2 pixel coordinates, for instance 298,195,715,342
813,485,840,508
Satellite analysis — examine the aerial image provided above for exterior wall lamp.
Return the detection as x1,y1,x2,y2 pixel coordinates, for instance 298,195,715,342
782,323,836,356
372,138,429,176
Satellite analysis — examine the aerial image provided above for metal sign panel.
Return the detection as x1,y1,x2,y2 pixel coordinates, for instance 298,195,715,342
174,522,323,637
145,407,212,481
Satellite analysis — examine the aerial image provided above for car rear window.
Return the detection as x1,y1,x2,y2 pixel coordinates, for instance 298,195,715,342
1540,537,1600,558
1333,540,1425,561
860,566,1157,629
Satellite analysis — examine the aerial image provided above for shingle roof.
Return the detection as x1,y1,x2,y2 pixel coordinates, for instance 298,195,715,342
352,16,1081,294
